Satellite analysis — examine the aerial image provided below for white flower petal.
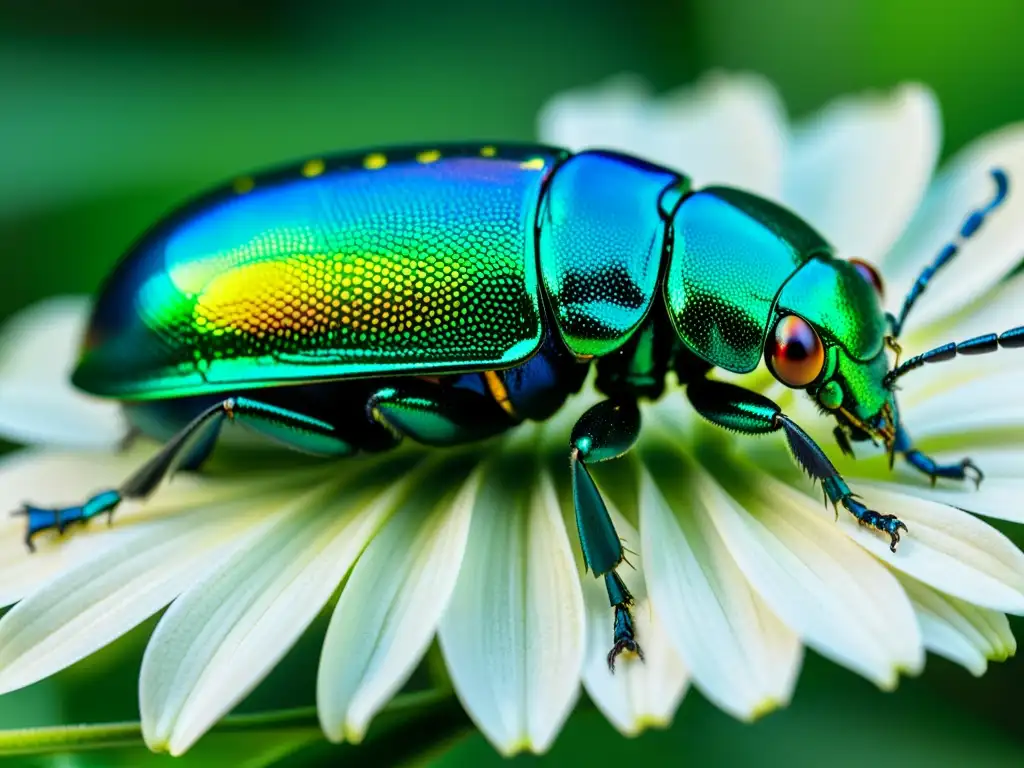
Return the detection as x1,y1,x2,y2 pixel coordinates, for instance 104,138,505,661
922,271,1024,345
438,450,585,756
568,485,688,735
840,484,1024,614
140,464,405,756
317,458,479,744
895,571,1016,676
693,460,923,687
915,612,988,676
883,122,1024,327
0,297,126,449
900,369,1024,438
894,361,1024,422
640,457,801,720
538,72,786,197
538,75,654,153
896,480,1024,525
0,497,269,694
783,84,939,263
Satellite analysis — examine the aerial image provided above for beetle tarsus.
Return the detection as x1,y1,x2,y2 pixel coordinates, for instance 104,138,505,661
15,490,122,553
16,505,72,552
842,495,907,553
13,505,52,553
607,603,644,672
963,459,984,489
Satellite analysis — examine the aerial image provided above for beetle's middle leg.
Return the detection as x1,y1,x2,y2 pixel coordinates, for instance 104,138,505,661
14,396,356,550
687,379,908,552
569,399,644,670
365,379,518,446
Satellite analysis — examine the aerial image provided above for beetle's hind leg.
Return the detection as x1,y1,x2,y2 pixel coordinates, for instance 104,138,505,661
14,401,230,550
569,399,644,670
14,396,355,551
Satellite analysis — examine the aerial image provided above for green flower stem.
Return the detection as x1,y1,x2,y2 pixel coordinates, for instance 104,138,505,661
0,720,144,756
0,688,458,757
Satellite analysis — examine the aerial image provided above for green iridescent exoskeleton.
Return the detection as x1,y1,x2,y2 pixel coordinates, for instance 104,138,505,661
538,151,686,358
75,145,566,399
665,187,830,373
17,144,1022,679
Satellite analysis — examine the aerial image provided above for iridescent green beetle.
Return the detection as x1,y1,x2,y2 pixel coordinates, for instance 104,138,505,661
16,143,1024,670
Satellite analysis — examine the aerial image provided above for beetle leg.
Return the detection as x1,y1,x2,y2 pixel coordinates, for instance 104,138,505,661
366,381,516,446
687,379,908,552
569,399,644,670
14,396,354,551
893,425,983,488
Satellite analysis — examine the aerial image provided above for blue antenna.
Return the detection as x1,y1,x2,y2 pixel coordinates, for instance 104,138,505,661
890,168,1009,337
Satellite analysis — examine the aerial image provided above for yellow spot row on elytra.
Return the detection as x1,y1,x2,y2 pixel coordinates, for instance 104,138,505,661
302,159,326,178
234,147,507,194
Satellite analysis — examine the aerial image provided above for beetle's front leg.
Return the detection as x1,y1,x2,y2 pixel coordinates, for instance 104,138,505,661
569,399,643,670
686,379,907,552
893,425,983,488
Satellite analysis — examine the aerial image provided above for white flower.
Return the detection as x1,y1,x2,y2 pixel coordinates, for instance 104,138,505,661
0,72,1023,756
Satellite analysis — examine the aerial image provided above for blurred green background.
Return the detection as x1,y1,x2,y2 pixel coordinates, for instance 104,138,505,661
1,0,1024,765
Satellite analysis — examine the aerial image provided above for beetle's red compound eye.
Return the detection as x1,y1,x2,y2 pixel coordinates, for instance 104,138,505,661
767,314,824,388
850,258,884,298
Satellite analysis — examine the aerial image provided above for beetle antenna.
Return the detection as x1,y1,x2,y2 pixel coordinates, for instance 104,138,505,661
884,325,1024,388
889,168,1009,337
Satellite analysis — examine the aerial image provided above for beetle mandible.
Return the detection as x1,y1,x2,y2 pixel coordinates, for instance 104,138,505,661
15,143,1024,670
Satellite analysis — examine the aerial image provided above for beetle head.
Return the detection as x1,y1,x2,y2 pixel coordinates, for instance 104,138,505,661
759,168,1013,457
766,253,899,452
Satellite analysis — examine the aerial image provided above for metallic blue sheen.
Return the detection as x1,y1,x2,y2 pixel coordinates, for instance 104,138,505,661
538,151,684,358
